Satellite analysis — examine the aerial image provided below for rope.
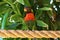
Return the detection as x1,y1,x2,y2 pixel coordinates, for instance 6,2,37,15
0,30,60,38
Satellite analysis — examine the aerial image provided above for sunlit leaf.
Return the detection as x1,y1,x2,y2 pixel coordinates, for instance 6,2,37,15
37,20,48,27
39,7,52,11
16,0,24,5
17,0,31,6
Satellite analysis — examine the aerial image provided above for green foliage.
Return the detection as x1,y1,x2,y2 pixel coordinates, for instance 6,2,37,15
17,0,31,6
37,20,48,27
0,0,60,40
1,8,12,29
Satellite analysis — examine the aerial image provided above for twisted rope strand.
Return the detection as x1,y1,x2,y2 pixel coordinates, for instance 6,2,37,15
0,30,60,38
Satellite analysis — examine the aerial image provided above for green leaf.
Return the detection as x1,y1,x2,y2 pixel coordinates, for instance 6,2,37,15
0,4,10,15
7,23,20,30
24,0,31,6
35,9,42,19
0,2,6,5
17,0,31,6
4,0,22,16
39,7,53,19
56,0,60,2
16,0,24,5
10,14,22,22
39,7,52,11
3,0,15,4
37,20,48,27
1,8,12,29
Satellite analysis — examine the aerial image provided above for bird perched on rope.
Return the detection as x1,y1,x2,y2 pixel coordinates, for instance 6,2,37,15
24,6,36,30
